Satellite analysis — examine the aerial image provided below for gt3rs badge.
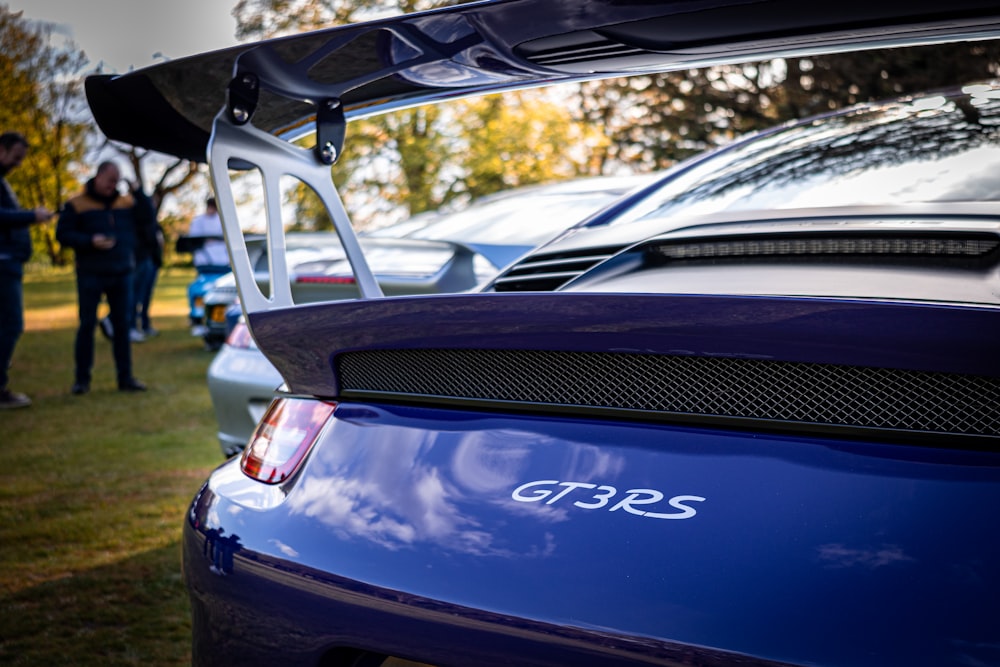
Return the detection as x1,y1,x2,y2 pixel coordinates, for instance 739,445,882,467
512,480,705,519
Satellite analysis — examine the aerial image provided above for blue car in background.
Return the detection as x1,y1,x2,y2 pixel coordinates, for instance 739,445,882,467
176,233,262,335
186,267,226,331
86,1,1000,666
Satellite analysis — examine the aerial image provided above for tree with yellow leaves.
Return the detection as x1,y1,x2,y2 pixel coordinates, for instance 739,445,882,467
233,0,602,228
0,5,90,266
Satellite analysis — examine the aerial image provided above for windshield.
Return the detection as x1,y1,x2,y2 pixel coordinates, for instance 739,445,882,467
611,84,1000,225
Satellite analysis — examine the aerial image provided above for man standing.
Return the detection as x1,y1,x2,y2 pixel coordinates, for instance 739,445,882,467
56,161,155,394
0,132,53,409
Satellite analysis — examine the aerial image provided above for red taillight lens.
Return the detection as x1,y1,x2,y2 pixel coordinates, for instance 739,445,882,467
240,398,336,484
295,275,357,284
225,321,254,349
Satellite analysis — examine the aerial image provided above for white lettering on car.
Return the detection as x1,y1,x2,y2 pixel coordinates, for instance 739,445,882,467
512,480,705,519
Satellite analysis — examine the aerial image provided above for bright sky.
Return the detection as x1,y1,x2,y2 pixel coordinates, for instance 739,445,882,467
10,0,241,73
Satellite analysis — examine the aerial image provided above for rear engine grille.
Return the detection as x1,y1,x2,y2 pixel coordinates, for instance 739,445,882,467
492,245,627,292
337,349,1000,439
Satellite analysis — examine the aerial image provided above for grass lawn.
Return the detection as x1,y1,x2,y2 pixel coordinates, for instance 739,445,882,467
0,267,225,666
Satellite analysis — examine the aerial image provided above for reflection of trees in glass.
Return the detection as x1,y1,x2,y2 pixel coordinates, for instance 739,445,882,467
652,94,1000,214
576,41,1000,172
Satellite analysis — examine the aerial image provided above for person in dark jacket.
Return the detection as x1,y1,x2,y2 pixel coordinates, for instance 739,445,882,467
0,132,53,409
128,219,164,340
56,161,155,394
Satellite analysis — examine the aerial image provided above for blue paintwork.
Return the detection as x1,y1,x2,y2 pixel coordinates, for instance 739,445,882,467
186,289,1000,665
145,2,1000,664
185,401,1000,666
246,292,1000,397
186,268,229,324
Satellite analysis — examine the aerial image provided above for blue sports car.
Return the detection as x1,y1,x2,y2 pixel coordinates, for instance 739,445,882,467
86,1,1000,666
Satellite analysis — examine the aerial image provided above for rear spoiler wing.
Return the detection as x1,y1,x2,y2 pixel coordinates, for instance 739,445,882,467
84,0,1000,318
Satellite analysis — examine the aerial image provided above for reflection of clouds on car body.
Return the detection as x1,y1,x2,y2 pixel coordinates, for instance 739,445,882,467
268,538,300,559
285,424,506,555
85,2,1000,665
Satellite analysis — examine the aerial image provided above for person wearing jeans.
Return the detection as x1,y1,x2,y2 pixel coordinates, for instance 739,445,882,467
127,220,163,341
0,132,53,409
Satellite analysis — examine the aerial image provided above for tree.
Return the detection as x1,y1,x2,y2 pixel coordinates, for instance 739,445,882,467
98,141,207,259
0,5,90,265
233,0,468,41
235,2,1000,226
454,89,609,200
233,0,601,227
576,41,1000,173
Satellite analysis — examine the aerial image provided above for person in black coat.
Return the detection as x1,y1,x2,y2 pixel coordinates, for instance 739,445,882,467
0,132,53,408
56,161,155,394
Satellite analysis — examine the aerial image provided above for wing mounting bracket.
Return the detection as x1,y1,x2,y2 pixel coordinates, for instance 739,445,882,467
315,98,345,165
208,109,385,316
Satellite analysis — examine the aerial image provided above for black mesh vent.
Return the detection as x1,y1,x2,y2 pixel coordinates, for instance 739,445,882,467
336,349,1000,437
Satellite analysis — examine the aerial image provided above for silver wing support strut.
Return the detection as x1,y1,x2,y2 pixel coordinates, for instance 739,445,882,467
206,41,415,314
208,109,384,315
204,20,495,315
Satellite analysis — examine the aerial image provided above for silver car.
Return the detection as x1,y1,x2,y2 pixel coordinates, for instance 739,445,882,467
207,174,657,455
199,230,491,349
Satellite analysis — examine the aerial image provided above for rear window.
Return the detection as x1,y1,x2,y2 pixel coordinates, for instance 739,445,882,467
611,87,1000,225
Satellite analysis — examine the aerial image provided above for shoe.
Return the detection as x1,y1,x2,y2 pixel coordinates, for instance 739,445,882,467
0,388,31,408
142,327,159,338
191,325,209,337
129,329,146,343
99,316,114,341
71,382,89,395
118,378,147,392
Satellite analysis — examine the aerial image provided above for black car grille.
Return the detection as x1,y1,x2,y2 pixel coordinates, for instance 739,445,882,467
336,349,1000,441
492,244,627,292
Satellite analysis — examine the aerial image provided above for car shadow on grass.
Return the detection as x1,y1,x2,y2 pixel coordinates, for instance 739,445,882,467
0,541,192,667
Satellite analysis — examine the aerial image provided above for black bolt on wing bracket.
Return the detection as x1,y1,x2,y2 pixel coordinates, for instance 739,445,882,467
209,24,460,317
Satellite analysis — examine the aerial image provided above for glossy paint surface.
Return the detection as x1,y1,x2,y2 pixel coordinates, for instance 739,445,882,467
186,401,1000,666
247,292,1000,398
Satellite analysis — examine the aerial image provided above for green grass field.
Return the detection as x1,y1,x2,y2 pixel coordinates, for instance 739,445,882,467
1,267,224,666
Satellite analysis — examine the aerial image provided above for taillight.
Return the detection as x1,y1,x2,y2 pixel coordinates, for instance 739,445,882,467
241,398,336,484
295,275,357,284
225,321,254,349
